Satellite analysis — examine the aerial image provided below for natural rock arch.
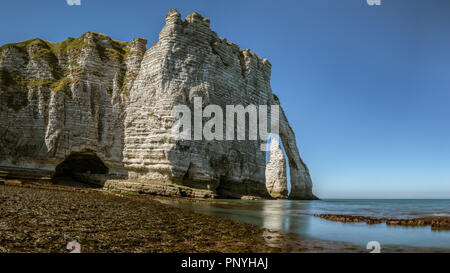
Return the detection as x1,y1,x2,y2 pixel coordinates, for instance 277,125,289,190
0,9,316,200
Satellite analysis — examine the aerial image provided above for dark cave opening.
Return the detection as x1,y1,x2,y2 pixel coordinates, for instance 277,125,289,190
54,152,109,179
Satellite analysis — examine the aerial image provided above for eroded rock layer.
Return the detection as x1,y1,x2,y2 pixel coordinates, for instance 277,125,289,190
0,9,316,199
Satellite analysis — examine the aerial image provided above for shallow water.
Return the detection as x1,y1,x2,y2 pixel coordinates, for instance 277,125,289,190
160,199,450,249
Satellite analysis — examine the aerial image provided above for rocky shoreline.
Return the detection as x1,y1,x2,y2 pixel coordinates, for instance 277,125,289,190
0,183,448,253
314,214,450,230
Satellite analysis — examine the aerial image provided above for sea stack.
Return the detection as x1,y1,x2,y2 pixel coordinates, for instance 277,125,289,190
265,138,289,199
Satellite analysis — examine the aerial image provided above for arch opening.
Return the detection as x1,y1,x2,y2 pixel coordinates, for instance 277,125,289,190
54,152,108,181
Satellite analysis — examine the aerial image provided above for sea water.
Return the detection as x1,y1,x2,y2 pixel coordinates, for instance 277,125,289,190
161,199,450,249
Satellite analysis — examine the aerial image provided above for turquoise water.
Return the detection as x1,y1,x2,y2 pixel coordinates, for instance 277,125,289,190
161,199,450,249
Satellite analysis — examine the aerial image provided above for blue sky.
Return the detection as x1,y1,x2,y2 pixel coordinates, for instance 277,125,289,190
2,0,449,198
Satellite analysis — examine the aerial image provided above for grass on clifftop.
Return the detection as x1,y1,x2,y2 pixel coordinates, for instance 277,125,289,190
0,32,130,82
0,32,134,100
0,32,130,64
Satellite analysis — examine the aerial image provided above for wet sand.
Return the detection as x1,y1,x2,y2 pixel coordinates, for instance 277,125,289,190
0,182,447,253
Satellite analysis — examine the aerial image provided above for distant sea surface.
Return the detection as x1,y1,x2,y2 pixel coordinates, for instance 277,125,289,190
161,199,450,249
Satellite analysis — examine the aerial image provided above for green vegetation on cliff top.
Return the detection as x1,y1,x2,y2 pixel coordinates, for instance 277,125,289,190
0,32,132,92
0,32,130,62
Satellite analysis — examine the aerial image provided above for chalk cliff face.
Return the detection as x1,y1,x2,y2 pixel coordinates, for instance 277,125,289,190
0,9,316,200
0,31,146,174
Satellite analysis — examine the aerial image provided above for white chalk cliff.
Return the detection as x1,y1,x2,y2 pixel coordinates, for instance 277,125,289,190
0,9,316,200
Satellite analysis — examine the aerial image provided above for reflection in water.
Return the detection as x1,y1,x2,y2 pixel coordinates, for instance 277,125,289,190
261,201,286,248
159,199,450,249
261,201,286,230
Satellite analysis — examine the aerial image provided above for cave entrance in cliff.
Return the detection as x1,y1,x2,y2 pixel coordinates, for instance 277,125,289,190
53,152,108,185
